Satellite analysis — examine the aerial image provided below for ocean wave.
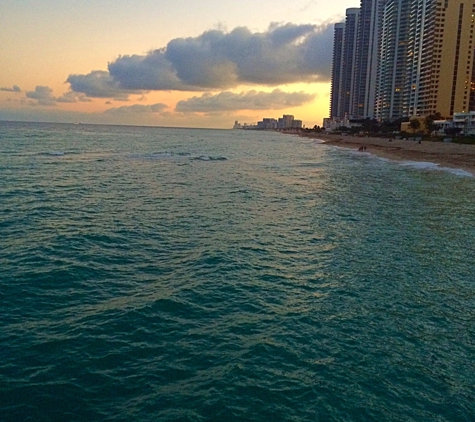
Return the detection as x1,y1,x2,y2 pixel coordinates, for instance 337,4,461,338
2,123,475,422
127,152,227,162
40,151,66,156
193,155,228,161
400,160,474,177
128,152,175,160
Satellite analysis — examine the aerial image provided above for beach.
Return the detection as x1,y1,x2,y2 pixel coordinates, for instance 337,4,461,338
306,133,475,175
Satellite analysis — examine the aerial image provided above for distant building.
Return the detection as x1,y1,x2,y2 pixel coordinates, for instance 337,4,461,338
278,115,295,129
254,114,303,130
257,118,278,129
323,114,362,131
432,111,475,136
292,120,303,129
232,121,257,129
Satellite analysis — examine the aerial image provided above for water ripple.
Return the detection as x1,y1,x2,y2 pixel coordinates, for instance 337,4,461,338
1,122,475,421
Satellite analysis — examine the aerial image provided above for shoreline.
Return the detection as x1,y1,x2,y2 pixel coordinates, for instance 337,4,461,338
302,133,475,176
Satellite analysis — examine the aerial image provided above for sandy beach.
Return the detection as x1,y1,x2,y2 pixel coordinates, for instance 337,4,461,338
304,133,475,175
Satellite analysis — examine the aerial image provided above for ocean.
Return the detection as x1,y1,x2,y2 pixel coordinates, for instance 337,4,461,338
1,121,474,421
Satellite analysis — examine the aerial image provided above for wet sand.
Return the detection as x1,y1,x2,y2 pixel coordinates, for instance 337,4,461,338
305,133,475,175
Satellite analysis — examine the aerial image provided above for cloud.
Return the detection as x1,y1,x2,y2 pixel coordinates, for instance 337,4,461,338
67,70,139,99
175,89,316,113
24,86,93,106
26,86,56,106
105,103,168,114
56,91,92,103
0,85,21,93
108,50,199,91
68,23,334,97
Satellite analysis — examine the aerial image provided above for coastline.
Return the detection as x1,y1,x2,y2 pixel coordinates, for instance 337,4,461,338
303,133,475,176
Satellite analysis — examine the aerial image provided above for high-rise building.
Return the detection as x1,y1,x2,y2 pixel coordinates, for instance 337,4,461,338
375,0,411,120
352,0,385,118
330,23,345,118
340,8,360,118
471,47,475,111
280,114,295,129
404,0,427,117
328,0,475,125
405,0,475,117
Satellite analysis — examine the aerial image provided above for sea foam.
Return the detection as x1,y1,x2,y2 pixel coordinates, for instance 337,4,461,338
329,145,474,178
399,160,474,177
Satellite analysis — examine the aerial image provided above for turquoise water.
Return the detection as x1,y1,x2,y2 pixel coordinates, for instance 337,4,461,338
1,121,474,421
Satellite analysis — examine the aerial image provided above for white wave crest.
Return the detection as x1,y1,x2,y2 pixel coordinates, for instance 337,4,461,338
400,161,474,178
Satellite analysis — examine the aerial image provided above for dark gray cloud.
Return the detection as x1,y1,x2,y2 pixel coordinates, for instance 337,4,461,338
26,86,56,106
108,50,199,91
0,85,21,92
105,103,168,114
56,91,92,103
25,86,92,106
68,23,333,98
67,70,139,99
175,89,315,113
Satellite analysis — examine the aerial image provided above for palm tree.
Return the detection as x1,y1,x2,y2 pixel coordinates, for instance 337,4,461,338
409,119,421,133
424,113,442,135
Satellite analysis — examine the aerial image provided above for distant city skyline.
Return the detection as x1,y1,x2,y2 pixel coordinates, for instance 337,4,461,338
0,0,359,128
233,114,303,130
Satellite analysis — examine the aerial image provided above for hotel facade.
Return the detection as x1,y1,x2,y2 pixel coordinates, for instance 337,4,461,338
329,0,475,122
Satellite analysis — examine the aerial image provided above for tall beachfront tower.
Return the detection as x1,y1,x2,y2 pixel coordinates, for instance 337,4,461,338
405,0,475,117
404,0,428,117
340,8,360,119
330,23,345,118
375,0,411,121
352,0,386,118
329,0,475,123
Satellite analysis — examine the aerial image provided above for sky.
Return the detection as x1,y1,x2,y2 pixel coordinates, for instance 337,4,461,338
0,0,358,128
